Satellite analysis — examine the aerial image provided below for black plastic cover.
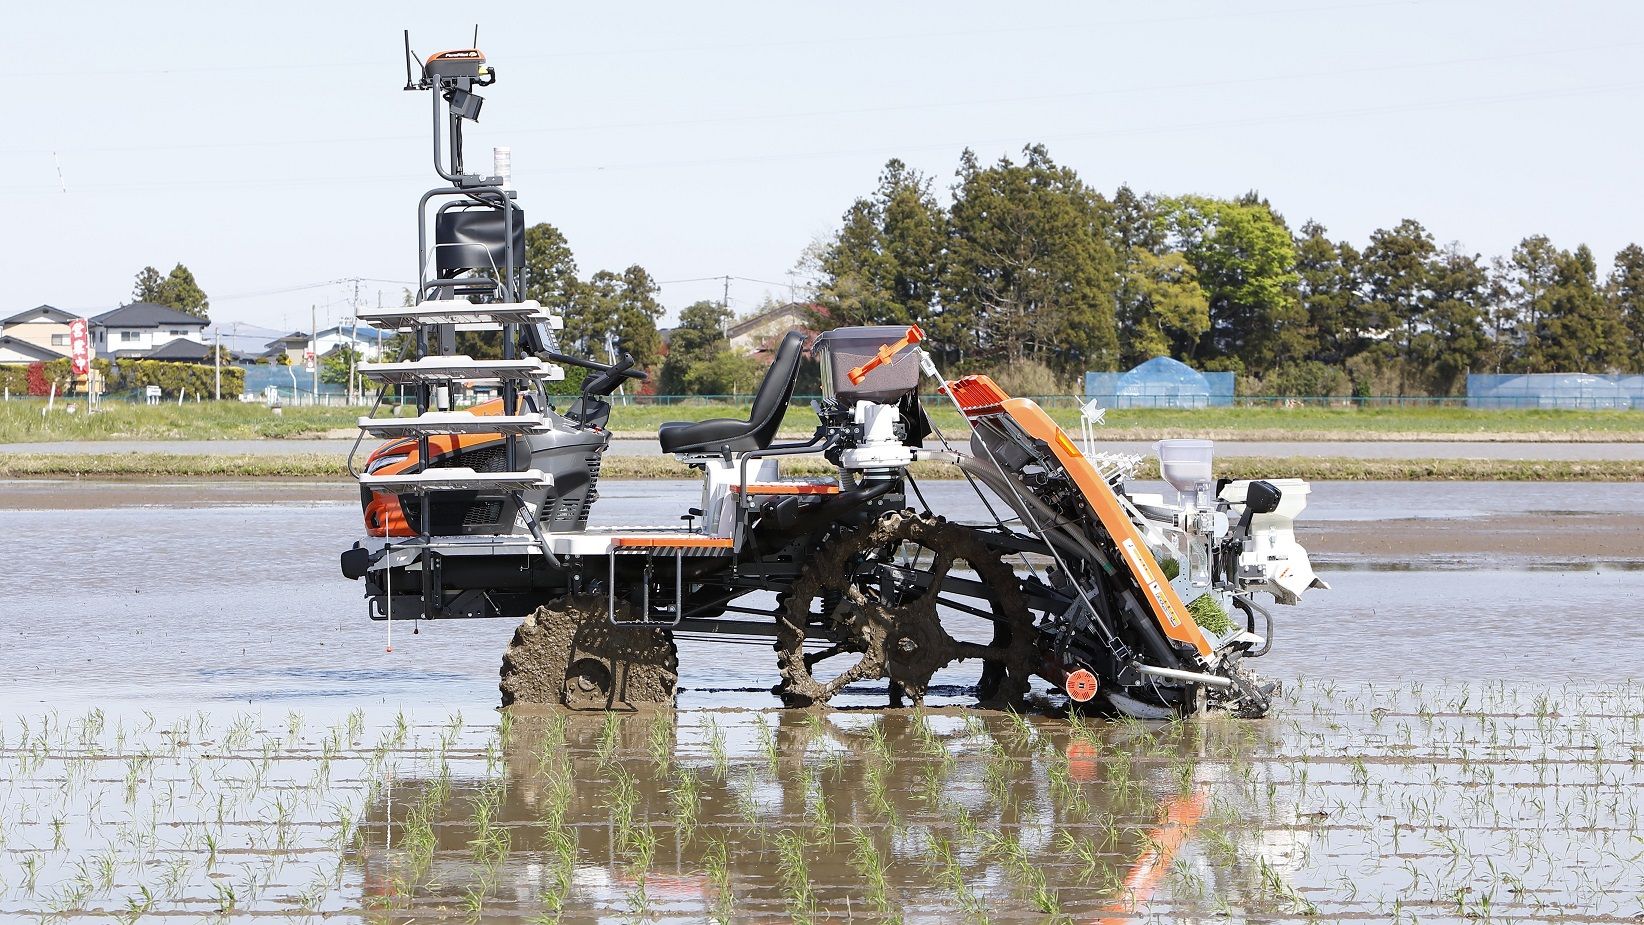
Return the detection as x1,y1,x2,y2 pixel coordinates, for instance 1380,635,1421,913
435,204,525,275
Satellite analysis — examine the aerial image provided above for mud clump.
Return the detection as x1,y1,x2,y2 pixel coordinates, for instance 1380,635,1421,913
500,594,678,709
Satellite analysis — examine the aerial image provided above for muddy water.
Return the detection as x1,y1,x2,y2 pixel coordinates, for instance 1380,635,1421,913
4,479,1643,709
4,479,1644,920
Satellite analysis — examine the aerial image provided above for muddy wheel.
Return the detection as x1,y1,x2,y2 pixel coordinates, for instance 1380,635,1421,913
500,594,678,710
775,510,1037,709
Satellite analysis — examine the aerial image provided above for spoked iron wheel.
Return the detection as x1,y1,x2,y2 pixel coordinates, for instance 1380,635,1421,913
775,510,1037,709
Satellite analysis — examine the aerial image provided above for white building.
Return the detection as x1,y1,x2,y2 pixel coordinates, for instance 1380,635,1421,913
90,302,209,359
263,325,388,364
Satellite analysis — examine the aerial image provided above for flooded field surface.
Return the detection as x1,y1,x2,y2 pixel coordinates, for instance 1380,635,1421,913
7,437,1644,459
4,479,1642,921
2,684,1640,923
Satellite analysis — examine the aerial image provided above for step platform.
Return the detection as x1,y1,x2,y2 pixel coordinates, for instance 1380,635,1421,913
356,299,563,330
357,411,549,437
358,467,552,493
357,355,564,385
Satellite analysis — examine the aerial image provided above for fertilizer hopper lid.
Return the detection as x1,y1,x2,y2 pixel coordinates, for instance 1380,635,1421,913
817,325,924,404
1155,438,1214,494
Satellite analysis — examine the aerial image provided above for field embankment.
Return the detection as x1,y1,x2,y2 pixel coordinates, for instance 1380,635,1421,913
5,399,1644,444
3,451,1642,482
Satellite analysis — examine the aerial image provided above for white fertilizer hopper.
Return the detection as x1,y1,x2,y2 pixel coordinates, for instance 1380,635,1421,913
1155,439,1215,503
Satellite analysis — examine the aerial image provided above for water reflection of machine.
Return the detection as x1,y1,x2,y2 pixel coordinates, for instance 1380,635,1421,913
339,34,1324,719
353,712,1293,920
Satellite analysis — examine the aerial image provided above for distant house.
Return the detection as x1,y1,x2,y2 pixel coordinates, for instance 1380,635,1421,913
91,302,208,359
144,338,216,363
262,325,387,364
0,305,78,357
727,302,815,353
0,334,67,364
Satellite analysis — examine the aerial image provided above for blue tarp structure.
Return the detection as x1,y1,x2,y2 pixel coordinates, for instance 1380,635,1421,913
1467,373,1642,409
1084,357,1235,408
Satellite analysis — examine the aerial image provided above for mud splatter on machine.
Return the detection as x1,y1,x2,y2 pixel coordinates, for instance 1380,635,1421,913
339,38,1325,718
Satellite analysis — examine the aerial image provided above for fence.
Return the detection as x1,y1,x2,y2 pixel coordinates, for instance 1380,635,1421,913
1467,373,1644,410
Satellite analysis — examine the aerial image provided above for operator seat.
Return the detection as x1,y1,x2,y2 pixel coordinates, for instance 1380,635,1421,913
658,330,807,454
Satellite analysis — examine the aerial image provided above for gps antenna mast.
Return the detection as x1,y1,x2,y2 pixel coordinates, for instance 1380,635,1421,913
402,30,422,90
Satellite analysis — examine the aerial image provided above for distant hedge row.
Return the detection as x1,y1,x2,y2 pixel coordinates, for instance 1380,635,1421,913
0,359,244,397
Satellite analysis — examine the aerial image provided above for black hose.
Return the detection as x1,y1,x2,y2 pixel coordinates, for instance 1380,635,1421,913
1232,594,1275,658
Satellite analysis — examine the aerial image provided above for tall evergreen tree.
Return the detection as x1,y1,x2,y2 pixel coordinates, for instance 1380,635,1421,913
131,263,209,318
567,266,665,371
1413,245,1491,394
1496,236,1561,370
1532,244,1626,372
524,223,579,312
814,159,947,337
1609,244,1644,372
1293,221,1365,366
132,266,164,303
943,145,1119,373
1361,220,1436,394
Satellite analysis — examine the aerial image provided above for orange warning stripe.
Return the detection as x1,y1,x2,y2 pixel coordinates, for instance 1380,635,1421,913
613,536,734,549
729,483,840,495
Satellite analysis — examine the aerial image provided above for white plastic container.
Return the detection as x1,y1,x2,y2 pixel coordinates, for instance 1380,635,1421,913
1155,439,1214,496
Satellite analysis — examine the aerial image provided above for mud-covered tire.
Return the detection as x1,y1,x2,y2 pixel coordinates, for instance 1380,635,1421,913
500,594,678,710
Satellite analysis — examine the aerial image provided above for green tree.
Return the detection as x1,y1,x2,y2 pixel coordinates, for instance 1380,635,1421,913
943,145,1119,373
683,348,766,397
814,159,948,339
133,263,210,318
659,299,734,394
1294,221,1365,366
1608,244,1644,371
1495,236,1561,370
1411,245,1491,394
1162,195,1302,374
1116,249,1209,367
1360,220,1437,395
132,266,165,303
1532,244,1626,372
524,223,579,312
320,345,366,391
1110,184,1168,254
565,266,665,371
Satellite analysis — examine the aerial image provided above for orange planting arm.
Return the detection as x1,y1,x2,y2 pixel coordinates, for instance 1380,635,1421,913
847,325,925,385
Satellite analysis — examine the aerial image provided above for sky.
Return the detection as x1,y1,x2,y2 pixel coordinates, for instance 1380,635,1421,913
4,0,1641,339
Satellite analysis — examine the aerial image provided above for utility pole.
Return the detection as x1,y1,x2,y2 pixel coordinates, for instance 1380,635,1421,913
311,304,319,406
722,275,732,337
349,278,361,405
213,325,221,401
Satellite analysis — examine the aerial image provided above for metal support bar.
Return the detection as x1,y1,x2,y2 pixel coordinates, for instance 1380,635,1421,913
1134,663,1233,690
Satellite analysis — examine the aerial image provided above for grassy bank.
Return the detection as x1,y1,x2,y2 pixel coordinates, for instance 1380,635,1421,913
6,398,1644,444
4,452,1642,482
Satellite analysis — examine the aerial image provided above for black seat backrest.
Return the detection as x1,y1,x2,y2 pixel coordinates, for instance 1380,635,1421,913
745,331,808,448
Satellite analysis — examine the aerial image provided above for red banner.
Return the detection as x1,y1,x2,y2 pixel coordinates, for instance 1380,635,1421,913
69,318,90,375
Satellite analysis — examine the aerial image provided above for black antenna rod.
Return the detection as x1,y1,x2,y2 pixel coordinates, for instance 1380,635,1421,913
402,30,415,89
472,24,479,47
